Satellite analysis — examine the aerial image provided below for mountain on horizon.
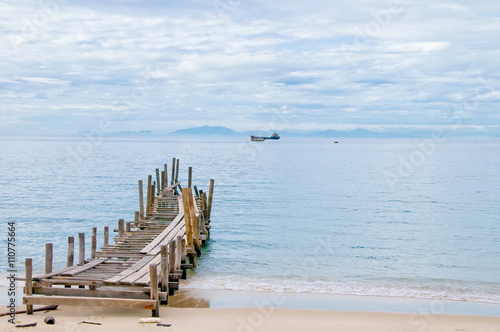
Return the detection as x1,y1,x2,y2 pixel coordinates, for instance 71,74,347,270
102,125,498,138
170,125,243,136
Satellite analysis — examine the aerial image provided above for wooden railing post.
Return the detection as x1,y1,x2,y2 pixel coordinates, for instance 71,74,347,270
138,180,144,219
181,238,187,263
175,235,182,271
149,264,159,317
45,243,53,274
67,237,74,267
91,227,97,259
207,179,215,220
103,226,109,248
201,192,208,220
118,219,125,238
146,175,152,216
156,168,161,195
171,158,176,185
164,164,168,189
181,188,194,252
78,233,85,266
25,258,33,314
161,171,165,192
160,245,169,304
175,159,179,183
168,240,176,276
188,167,192,188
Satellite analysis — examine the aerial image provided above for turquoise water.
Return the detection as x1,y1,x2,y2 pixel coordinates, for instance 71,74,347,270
1,137,499,305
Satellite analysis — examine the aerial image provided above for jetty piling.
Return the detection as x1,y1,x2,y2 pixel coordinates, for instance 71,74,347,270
67,237,74,267
91,227,97,259
138,180,144,219
23,160,214,317
45,243,53,274
78,233,85,266
103,227,109,248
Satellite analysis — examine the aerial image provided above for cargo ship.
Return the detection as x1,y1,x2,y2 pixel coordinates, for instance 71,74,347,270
250,133,280,141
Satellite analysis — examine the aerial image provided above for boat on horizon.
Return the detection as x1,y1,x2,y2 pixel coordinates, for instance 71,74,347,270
264,133,280,140
250,133,280,141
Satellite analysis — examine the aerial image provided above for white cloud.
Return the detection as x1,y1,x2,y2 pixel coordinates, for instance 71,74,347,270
0,0,499,136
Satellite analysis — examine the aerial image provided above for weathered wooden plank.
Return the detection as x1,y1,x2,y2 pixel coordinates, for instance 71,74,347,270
104,255,156,284
23,295,157,310
140,198,183,254
38,279,102,287
61,259,106,276
33,265,82,281
147,221,185,256
119,255,161,285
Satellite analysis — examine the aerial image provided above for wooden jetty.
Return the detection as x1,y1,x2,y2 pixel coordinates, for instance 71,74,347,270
23,159,214,317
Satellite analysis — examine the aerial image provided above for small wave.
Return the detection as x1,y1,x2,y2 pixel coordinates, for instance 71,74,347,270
181,274,500,304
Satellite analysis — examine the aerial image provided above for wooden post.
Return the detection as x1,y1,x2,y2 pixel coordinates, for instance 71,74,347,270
175,159,180,183
126,221,131,232
181,238,187,279
138,180,144,219
25,258,33,314
175,235,182,271
207,179,215,220
150,183,155,216
146,175,152,216
194,185,199,197
160,245,169,303
181,238,187,263
181,188,194,252
161,171,165,192
91,227,97,259
171,158,176,185
201,192,208,220
164,164,168,189
45,243,53,274
188,189,201,255
118,219,125,238
156,168,161,195
67,237,74,267
188,167,192,188
134,211,140,222
149,264,159,317
104,226,109,248
78,233,85,266
168,240,176,275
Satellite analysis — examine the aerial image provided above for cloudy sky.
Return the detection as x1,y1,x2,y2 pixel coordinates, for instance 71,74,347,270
1,0,499,136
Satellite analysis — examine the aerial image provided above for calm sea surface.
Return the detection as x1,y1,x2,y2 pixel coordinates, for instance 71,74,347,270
1,137,499,304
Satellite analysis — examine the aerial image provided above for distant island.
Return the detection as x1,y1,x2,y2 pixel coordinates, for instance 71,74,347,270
97,125,499,138
171,126,242,136
166,125,499,138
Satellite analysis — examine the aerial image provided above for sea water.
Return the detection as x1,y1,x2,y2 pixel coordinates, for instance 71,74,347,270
1,137,499,307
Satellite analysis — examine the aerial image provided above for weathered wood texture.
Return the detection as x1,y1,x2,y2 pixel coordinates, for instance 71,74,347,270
23,164,214,318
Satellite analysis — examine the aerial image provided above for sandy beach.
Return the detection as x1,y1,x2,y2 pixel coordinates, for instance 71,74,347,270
2,305,500,332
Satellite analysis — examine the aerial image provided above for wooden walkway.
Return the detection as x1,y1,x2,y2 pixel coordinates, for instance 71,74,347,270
23,160,214,317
